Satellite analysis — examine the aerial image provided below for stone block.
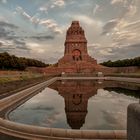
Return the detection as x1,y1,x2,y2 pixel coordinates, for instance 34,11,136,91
127,103,140,140
66,129,82,138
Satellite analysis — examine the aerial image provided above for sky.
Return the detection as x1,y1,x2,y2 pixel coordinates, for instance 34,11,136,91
0,0,140,63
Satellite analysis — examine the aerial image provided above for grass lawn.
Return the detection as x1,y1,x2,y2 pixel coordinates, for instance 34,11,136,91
0,71,44,83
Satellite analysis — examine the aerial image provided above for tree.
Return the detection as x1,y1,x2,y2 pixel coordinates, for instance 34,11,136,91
100,57,140,67
0,52,49,70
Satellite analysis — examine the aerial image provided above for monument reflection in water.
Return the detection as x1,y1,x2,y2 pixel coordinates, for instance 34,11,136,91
9,80,139,130
49,80,98,129
48,80,139,129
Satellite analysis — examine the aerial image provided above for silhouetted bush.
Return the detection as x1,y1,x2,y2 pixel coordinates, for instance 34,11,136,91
0,52,48,70
101,57,140,67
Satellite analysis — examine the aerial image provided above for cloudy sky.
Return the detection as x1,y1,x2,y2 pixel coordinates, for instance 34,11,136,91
0,0,140,63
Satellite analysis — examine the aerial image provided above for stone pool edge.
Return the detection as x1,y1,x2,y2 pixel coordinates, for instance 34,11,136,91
1,76,139,139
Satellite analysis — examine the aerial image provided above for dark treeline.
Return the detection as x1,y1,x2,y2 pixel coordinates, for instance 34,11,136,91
101,57,140,67
0,52,49,70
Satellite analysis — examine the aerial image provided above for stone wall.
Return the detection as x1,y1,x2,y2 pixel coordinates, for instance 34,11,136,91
41,66,140,75
114,66,140,73
95,66,140,74
26,66,140,76
127,103,140,140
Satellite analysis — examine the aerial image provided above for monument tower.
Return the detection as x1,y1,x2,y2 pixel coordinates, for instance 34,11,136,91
58,21,97,73
43,21,101,74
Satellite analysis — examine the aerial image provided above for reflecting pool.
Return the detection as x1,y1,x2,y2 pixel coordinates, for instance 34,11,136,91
9,80,140,130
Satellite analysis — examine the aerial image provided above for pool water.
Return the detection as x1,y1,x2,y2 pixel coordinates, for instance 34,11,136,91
9,80,140,130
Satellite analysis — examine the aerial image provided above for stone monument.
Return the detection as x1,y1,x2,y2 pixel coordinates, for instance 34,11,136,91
42,21,107,75
58,21,97,73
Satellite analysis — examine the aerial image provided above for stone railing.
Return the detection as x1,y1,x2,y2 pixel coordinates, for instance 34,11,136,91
107,77,140,84
0,77,58,112
0,117,126,140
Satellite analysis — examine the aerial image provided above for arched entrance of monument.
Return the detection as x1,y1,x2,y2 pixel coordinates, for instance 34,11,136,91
72,49,82,61
72,49,82,73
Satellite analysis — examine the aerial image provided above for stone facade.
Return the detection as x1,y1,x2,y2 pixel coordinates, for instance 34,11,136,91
43,21,101,75
58,21,97,73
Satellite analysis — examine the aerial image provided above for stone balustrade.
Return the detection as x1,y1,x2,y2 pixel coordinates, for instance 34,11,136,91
0,118,126,139
0,77,58,111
